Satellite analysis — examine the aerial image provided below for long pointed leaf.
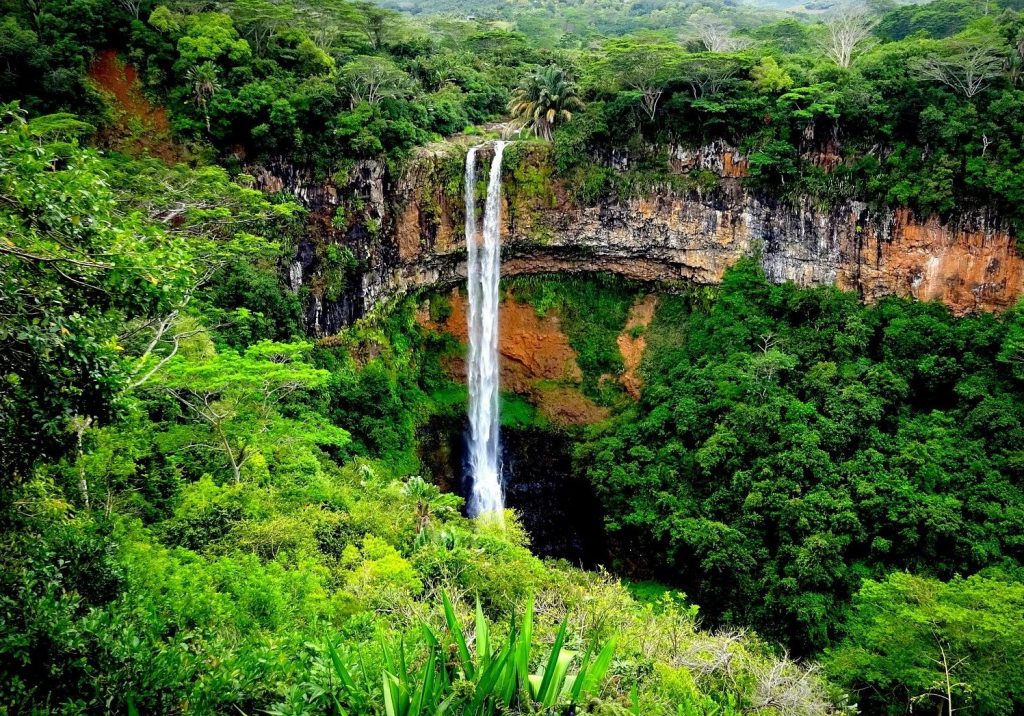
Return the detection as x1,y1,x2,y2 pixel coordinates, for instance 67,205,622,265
397,637,409,691
442,591,474,678
569,643,595,703
536,618,568,703
420,621,439,650
469,644,509,712
326,639,359,696
515,598,534,688
579,637,617,699
411,647,435,715
528,673,543,701
383,672,399,716
474,598,490,671
545,648,575,706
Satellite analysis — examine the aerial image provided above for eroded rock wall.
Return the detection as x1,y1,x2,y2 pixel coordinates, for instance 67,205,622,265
253,141,1024,335
417,289,610,426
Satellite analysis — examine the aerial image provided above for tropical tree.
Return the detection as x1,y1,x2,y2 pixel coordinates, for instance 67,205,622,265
354,0,402,49
228,0,295,55
114,0,148,20
184,61,221,133
915,41,1005,97
827,573,1024,715
820,5,878,68
689,9,751,52
600,42,683,121
340,55,411,108
0,108,284,481
150,341,344,484
508,66,584,141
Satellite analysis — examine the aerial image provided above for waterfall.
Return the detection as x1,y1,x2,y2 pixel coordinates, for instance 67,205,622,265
465,141,508,520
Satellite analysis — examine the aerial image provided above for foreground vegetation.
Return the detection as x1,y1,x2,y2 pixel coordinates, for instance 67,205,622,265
0,112,845,714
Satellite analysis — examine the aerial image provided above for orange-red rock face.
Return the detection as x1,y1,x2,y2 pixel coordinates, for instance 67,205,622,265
437,289,583,393
252,141,1024,336
380,143,1024,318
838,208,1024,313
418,289,610,425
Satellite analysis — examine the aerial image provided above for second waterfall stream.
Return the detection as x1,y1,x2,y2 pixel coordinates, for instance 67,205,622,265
465,141,508,520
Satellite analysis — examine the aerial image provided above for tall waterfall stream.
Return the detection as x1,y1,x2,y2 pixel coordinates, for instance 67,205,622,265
465,141,508,519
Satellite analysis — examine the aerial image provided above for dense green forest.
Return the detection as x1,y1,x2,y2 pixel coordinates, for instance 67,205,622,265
2,0,1024,713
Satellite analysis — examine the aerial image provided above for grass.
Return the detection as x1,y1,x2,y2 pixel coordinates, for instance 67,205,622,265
501,393,548,429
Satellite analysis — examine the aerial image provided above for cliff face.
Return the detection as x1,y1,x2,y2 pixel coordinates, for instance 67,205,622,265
253,141,1024,335
417,289,612,426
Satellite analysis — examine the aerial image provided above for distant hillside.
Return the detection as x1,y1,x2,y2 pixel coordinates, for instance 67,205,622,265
378,0,781,41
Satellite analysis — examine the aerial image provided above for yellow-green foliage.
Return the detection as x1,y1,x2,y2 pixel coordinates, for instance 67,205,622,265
505,142,559,208
344,535,424,609
0,234,842,715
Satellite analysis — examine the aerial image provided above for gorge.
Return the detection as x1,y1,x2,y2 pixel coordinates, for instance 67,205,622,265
8,0,1024,711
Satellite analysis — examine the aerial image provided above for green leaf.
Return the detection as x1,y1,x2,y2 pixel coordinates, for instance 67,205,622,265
442,591,474,678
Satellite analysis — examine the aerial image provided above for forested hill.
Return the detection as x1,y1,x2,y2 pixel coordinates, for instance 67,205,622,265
6,0,1024,226
2,0,1024,714
376,0,773,39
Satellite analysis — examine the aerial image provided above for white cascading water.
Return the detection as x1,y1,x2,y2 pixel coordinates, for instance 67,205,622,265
465,141,508,520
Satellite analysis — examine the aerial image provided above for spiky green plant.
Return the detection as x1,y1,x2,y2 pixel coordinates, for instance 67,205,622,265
324,592,616,714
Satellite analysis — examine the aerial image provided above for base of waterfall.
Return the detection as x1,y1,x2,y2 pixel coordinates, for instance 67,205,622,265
418,415,609,565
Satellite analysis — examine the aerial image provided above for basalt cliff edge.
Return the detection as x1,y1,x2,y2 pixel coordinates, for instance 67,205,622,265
252,141,1024,335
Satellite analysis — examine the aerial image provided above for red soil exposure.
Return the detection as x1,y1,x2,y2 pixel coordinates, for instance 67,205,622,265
88,50,180,162
616,294,657,399
419,290,609,425
532,384,610,426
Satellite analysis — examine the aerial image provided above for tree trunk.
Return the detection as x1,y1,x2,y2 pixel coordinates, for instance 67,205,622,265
72,416,93,509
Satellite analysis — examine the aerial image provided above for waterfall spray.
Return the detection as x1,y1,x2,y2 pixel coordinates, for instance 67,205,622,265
465,141,508,520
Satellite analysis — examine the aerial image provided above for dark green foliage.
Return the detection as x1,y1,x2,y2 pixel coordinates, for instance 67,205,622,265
0,1,114,116
376,0,765,44
202,259,304,348
0,501,126,711
8,0,1024,233
552,103,614,202
0,0,547,168
538,15,1024,233
580,260,1024,653
313,303,457,471
320,244,362,303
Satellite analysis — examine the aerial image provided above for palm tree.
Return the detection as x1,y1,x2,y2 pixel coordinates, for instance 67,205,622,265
185,62,221,134
508,66,585,141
